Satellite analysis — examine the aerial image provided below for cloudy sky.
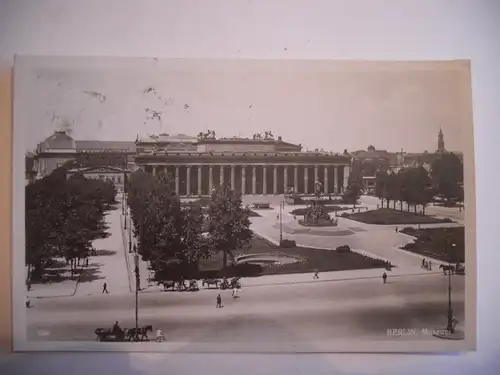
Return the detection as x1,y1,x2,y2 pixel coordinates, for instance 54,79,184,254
14,57,472,153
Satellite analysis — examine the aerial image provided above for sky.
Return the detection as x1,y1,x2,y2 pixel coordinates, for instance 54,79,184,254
14,57,473,153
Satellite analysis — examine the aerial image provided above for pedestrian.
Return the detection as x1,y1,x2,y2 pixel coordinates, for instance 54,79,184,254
102,282,109,294
216,293,223,308
232,288,239,299
85,258,89,267
395,226,398,233
382,272,387,284
423,260,428,270
155,328,165,342
421,258,425,269
428,260,432,271
313,270,319,280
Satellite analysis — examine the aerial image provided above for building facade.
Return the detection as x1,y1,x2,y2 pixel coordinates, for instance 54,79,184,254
32,130,351,196
134,133,350,196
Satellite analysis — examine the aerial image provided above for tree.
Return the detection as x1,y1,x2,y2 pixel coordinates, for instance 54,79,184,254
374,171,388,207
25,168,116,280
343,181,363,208
431,153,464,205
206,183,253,271
127,172,211,281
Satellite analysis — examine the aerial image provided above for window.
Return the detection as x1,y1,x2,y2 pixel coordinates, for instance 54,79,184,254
117,176,121,183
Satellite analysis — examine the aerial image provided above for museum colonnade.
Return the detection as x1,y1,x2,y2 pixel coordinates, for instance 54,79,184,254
141,164,349,196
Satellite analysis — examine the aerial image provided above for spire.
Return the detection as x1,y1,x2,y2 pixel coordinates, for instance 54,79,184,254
437,128,445,153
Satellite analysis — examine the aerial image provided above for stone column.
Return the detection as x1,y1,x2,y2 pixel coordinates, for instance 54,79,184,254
304,166,309,194
186,165,191,196
263,166,267,195
273,166,278,195
197,165,202,196
333,166,338,194
152,166,156,176
324,165,329,194
284,166,288,193
252,166,257,194
343,165,350,193
220,165,224,186
294,166,298,193
231,165,235,190
175,166,180,195
209,166,213,192
241,166,246,195
314,165,318,183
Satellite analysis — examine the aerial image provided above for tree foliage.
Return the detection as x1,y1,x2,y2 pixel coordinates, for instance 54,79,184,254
206,183,253,270
25,169,117,281
127,174,253,280
127,172,212,281
375,166,436,214
431,153,464,204
343,180,364,208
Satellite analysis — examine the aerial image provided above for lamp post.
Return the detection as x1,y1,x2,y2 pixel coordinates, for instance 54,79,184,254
134,252,139,330
279,200,283,243
128,214,132,253
446,241,456,334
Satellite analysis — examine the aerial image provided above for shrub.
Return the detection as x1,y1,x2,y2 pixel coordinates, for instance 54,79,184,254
280,239,296,248
336,245,351,253
227,263,263,277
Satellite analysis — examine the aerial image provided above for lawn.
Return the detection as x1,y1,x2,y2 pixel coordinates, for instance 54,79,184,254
399,227,465,262
230,235,387,276
345,208,453,225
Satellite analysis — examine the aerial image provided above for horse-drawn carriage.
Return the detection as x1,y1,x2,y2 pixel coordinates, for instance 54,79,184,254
159,279,199,292
203,277,241,290
439,263,465,275
95,324,153,342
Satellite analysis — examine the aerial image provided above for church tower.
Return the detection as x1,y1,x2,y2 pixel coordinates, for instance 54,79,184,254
437,128,445,153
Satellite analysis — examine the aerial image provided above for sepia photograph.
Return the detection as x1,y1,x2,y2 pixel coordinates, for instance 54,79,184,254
12,56,475,352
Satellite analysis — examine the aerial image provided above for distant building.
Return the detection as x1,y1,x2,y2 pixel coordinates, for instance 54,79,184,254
32,130,351,196
66,166,130,193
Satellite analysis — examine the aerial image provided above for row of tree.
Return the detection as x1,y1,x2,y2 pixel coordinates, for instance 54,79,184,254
342,153,464,213
373,153,464,214
126,171,253,281
25,166,117,281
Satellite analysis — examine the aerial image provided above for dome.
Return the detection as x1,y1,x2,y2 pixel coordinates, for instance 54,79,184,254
367,145,376,151
44,130,76,150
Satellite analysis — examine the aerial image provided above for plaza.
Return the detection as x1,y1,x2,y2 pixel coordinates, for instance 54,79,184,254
26,193,466,343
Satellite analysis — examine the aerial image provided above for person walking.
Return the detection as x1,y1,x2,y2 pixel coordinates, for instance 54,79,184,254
382,272,387,284
102,282,109,294
428,260,432,271
313,270,319,280
155,328,165,342
421,258,426,269
216,293,223,308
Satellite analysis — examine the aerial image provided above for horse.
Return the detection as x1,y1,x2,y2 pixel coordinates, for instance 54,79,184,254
126,325,153,342
159,280,176,291
202,279,220,289
439,264,455,275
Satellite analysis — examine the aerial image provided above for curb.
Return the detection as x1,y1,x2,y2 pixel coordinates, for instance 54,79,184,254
137,271,444,293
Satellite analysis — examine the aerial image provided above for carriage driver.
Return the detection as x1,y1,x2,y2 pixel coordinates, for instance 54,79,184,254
112,321,122,335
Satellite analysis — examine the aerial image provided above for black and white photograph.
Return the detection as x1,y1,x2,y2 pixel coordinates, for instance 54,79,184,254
12,56,475,352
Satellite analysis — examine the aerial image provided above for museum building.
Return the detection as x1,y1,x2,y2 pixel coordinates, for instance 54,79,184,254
32,130,351,196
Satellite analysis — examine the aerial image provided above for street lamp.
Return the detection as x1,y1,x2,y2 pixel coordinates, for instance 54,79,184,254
446,241,457,334
279,200,284,243
128,215,132,253
134,252,140,331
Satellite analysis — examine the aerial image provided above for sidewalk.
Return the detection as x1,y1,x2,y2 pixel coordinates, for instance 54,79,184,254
138,267,444,294
74,208,131,296
26,258,85,298
123,215,151,292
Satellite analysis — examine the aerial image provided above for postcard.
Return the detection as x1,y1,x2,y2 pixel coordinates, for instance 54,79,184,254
12,56,476,352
